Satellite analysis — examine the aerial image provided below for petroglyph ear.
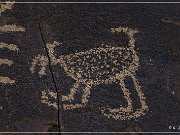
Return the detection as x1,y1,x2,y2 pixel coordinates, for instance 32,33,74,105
111,27,139,50
46,41,61,65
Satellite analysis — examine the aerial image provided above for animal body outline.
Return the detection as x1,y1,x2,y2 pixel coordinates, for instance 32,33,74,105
31,26,149,120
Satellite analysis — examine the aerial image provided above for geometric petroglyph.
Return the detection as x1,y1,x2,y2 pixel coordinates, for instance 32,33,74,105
0,42,19,84
0,1,25,85
31,27,149,120
41,89,58,109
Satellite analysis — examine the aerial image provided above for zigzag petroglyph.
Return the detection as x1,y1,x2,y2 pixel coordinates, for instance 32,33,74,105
31,27,149,120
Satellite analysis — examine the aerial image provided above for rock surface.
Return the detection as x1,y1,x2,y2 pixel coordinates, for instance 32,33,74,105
0,0,179,133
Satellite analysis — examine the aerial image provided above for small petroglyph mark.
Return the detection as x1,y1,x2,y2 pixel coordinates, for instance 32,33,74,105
0,76,15,84
34,27,149,120
41,89,58,109
162,18,180,27
0,58,13,66
0,24,25,33
0,42,19,52
0,1,15,15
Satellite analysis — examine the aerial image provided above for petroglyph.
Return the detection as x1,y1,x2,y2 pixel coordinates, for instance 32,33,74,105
30,54,49,77
0,2,25,33
0,58,13,66
0,2,25,85
0,42,19,52
162,18,180,27
41,89,58,109
0,1,15,15
0,76,15,84
0,43,20,84
32,27,149,120
0,25,25,33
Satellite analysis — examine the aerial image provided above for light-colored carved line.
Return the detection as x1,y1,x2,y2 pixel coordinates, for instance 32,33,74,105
0,42,19,52
35,27,148,120
162,18,180,27
46,41,61,65
111,26,138,50
0,58,13,66
30,54,49,76
0,1,15,14
62,82,79,101
0,25,25,33
0,42,19,85
63,83,92,110
63,104,83,110
101,75,148,120
41,89,58,109
0,76,15,84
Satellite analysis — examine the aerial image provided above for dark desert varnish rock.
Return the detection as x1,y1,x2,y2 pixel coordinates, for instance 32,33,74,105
0,0,180,133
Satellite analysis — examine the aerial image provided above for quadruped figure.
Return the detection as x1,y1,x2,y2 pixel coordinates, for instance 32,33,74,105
31,27,149,120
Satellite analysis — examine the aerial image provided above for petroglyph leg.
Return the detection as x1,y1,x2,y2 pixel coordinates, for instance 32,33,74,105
62,82,80,102
101,75,148,120
63,83,92,110
101,77,133,120
129,75,149,118
82,84,91,104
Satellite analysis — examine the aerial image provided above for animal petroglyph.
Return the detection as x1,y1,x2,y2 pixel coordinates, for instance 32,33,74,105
31,27,149,120
0,1,25,85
